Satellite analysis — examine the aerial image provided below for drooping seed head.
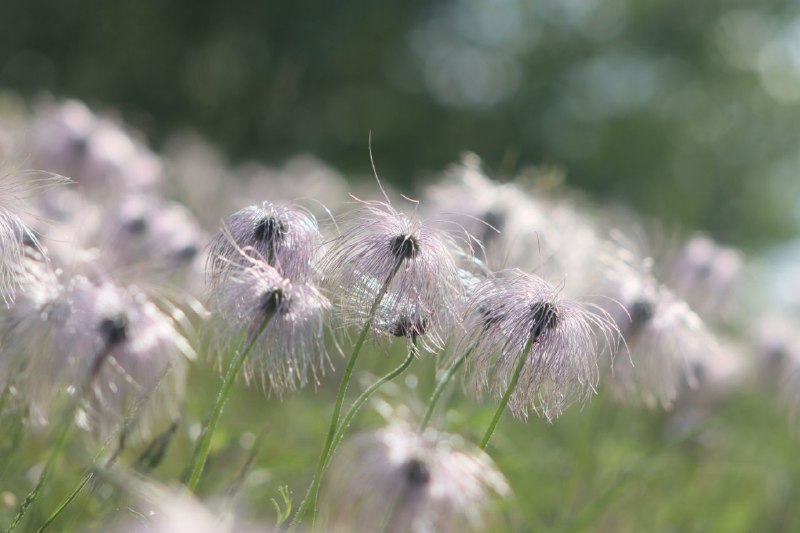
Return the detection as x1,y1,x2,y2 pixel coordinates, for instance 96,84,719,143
210,250,330,395
2,272,193,438
666,234,743,322
30,99,162,196
600,240,717,409
322,422,510,533
208,201,321,284
423,155,602,295
320,199,464,348
456,269,618,421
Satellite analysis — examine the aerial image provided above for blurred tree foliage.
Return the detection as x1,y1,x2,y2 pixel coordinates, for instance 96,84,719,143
1,0,799,249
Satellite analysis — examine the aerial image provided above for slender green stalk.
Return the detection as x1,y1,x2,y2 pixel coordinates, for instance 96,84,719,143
35,366,176,532
290,264,400,528
5,406,73,533
186,312,274,491
326,338,418,469
479,337,535,450
420,344,474,431
35,473,93,533
6,347,113,533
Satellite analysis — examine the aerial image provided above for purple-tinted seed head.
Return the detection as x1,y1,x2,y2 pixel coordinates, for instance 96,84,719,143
322,422,509,533
320,199,464,350
208,202,320,285
600,241,717,409
210,250,329,395
456,269,618,421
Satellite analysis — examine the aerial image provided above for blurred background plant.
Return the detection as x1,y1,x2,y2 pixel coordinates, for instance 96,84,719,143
3,0,800,249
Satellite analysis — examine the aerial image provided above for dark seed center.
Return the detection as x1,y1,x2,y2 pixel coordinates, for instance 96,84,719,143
530,301,559,341
628,299,654,329
392,315,428,338
99,314,129,347
260,289,289,316
124,217,148,235
403,458,431,487
176,244,199,261
389,234,419,261
253,216,286,244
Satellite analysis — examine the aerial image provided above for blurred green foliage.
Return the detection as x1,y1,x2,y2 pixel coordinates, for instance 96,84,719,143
2,0,800,248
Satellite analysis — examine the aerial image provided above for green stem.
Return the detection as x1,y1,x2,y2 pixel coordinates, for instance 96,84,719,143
420,345,474,431
290,264,400,528
6,346,113,533
35,473,93,533
5,407,73,533
479,337,535,450
186,312,274,491
325,338,418,470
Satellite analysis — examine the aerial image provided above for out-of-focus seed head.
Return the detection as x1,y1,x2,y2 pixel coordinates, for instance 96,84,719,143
210,250,330,395
666,234,743,322
30,99,162,196
456,269,618,421
2,270,193,437
208,201,321,285
92,195,208,284
320,199,464,349
600,241,718,409
321,422,510,533
108,478,268,533
423,155,603,295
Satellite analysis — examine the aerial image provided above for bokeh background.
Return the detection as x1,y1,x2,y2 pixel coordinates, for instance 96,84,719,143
3,2,800,532
3,0,800,250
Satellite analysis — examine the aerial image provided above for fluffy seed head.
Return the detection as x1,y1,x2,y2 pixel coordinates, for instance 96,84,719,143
457,269,618,421
0,169,68,303
601,242,717,409
2,268,193,437
320,199,463,348
208,201,321,284
322,422,510,533
210,250,330,395
666,234,743,322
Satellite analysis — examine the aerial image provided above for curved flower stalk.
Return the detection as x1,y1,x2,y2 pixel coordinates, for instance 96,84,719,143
600,241,717,409
208,201,321,284
189,250,329,489
456,270,617,433
321,422,510,533
292,198,467,526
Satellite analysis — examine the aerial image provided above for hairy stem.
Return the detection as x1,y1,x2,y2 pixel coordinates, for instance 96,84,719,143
479,337,535,450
